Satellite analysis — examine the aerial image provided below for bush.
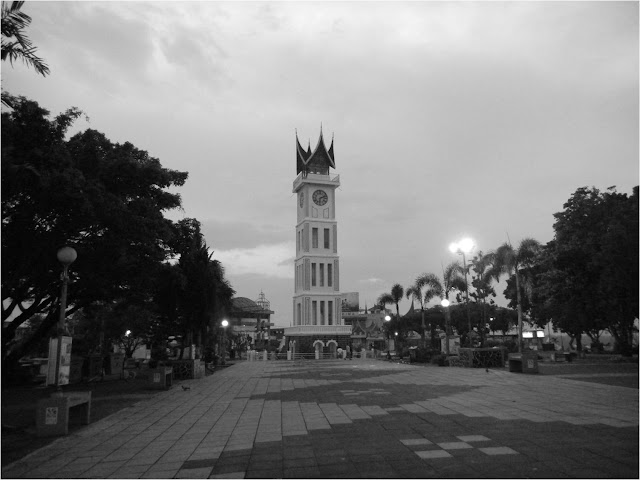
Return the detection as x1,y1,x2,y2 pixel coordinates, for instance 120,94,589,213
431,354,446,366
413,347,432,363
501,340,519,353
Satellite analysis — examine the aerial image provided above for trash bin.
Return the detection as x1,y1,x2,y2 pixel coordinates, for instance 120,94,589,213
409,348,417,362
521,352,539,374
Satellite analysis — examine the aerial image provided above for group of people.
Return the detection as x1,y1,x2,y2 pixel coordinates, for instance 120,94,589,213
337,344,354,360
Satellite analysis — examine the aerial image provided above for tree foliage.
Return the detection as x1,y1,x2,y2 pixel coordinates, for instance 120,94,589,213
534,186,639,354
493,237,541,351
2,96,188,363
152,219,235,359
1,1,49,107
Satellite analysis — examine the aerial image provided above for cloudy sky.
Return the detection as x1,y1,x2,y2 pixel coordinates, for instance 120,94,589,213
4,1,638,326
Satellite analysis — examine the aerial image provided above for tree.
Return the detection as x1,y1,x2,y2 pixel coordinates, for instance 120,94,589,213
390,283,404,324
159,218,235,359
376,293,394,313
377,283,403,323
407,265,467,350
1,1,49,107
2,97,188,367
493,237,541,352
535,186,639,355
469,252,497,347
406,274,442,348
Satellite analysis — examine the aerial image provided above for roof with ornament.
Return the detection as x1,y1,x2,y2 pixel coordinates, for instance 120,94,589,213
296,127,335,175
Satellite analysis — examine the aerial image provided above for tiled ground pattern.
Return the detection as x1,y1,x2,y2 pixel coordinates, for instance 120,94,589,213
2,360,638,479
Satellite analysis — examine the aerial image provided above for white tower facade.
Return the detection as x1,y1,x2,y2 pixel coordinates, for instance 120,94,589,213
286,129,350,343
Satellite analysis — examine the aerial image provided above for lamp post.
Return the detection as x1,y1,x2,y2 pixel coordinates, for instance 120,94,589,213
384,315,391,355
221,319,229,365
449,238,474,347
55,246,77,392
441,298,450,356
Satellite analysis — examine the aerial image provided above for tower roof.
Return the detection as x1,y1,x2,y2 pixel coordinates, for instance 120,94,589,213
296,128,335,175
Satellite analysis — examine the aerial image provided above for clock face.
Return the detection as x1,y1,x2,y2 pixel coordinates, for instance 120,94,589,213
299,191,304,208
312,189,328,206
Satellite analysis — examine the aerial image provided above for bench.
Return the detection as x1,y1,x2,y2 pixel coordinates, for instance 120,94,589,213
550,352,571,363
36,391,91,437
148,367,173,390
508,353,539,373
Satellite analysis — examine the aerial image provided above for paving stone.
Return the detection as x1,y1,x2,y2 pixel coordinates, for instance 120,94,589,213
4,360,638,479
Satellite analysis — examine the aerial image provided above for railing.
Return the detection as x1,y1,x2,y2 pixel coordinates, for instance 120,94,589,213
457,347,507,368
292,172,340,190
166,359,205,379
285,325,352,335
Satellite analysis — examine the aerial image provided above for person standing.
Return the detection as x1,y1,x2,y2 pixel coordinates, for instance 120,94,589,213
346,344,351,360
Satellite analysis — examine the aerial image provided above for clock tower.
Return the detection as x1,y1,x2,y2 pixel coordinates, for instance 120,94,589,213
285,128,351,354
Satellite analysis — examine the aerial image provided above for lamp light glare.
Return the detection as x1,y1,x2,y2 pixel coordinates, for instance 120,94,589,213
448,243,458,253
459,238,474,253
441,299,450,307
221,319,229,328
384,315,391,321
57,246,77,266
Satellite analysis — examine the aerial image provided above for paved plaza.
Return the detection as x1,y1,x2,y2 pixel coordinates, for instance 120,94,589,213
2,359,638,478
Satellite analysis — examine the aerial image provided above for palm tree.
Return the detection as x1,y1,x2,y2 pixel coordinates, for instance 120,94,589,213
440,262,467,353
409,266,467,352
1,1,49,75
469,252,498,346
406,274,442,348
2,1,49,108
494,238,541,352
377,284,404,322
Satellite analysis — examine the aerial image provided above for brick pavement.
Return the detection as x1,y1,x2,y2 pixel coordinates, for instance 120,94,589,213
2,359,638,478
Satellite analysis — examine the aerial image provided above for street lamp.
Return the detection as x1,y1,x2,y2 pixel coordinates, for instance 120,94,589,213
221,319,229,365
384,315,391,355
54,246,77,392
449,238,474,347
441,298,450,356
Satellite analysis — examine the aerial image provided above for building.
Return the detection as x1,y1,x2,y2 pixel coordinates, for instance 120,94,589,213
228,293,274,350
284,129,352,355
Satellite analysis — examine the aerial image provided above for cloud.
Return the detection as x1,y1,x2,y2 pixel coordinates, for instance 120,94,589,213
211,242,294,279
200,218,290,251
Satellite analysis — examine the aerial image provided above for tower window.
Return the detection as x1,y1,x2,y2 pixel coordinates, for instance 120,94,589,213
311,263,316,286
324,228,330,249
319,264,324,287
312,228,318,248
328,301,333,325
327,263,333,287
312,301,317,325
320,301,325,325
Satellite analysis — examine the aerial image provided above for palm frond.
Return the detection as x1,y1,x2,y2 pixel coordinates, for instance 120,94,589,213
1,1,49,76
494,243,516,276
405,286,422,306
390,283,404,303
377,293,394,308
517,238,541,267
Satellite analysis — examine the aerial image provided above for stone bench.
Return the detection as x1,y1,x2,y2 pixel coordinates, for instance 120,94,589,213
148,367,173,390
36,391,91,437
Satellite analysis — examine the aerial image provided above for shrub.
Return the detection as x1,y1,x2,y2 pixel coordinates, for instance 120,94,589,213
431,354,446,366
413,347,432,363
501,340,519,353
